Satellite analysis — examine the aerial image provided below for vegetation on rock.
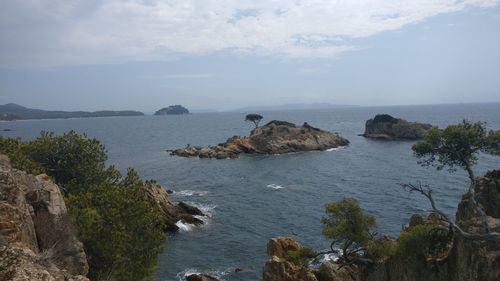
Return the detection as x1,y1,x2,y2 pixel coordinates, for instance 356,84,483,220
245,113,263,128
411,119,500,240
322,198,376,260
0,131,166,281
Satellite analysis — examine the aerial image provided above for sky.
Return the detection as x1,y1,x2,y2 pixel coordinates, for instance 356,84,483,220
0,0,499,112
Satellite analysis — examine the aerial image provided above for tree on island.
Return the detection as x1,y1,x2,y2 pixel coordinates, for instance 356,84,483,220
245,113,263,128
408,119,500,241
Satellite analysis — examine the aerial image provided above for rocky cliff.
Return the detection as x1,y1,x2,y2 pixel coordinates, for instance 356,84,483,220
170,120,349,159
362,114,432,140
262,237,356,281
141,180,206,232
0,155,89,281
263,171,500,281
359,171,500,281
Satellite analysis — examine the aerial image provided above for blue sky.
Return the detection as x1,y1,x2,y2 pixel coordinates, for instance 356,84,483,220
0,1,499,112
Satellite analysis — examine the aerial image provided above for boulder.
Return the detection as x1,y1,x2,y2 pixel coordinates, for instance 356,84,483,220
141,181,206,232
267,237,301,259
170,120,349,159
362,114,432,140
0,155,89,281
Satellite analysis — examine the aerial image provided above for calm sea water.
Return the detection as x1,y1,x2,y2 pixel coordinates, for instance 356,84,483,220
1,103,499,281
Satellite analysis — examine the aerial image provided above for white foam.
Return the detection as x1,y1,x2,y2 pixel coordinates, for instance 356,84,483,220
267,184,285,190
326,146,346,152
177,268,231,281
174,190,209,196
175,220,195,232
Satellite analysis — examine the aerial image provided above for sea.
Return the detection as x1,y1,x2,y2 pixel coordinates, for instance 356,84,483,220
1,103,499,281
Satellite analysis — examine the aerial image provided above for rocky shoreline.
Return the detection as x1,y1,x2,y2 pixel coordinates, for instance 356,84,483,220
0,154,207,280
261,170,500,281
169,120,349,159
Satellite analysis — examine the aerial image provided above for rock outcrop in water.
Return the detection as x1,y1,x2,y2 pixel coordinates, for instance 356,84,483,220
362,114,432,140
262,171,500,281
0,155,89,281
169,120,349,159
141,181,206,232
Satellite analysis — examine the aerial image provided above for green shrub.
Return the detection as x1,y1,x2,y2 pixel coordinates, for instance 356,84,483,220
285,246,317,266
0,132,167,281
66,182,165,281
322,198,376,257
0,136,44,175
22,131,108,194
397,224,448,259
366,237,397,261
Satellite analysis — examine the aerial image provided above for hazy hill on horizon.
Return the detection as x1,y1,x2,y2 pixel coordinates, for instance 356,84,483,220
233,103,358,112
0,103,144,121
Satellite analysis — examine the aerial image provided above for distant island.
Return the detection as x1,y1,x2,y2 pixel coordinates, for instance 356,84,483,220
154,105,190,115
0,103,144,121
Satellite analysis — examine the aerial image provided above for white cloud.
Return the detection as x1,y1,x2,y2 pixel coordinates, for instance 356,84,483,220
0,0,499,67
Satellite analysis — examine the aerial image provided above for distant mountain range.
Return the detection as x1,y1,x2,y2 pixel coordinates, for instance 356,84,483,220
0,103,144,121
234,103,358,112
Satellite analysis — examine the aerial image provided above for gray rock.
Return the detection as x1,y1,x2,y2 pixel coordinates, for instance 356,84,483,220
170,120,349,159
362,114,432,140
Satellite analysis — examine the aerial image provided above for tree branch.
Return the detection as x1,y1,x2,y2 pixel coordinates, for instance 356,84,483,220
401,182,500,243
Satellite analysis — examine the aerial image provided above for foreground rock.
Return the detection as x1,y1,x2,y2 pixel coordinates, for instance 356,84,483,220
170,120,349,159
141,181,206,232
359,170,500,281
362,114,432,140
263,171,500,281
262,236,356,281
0,155,89,281
154,105,189,115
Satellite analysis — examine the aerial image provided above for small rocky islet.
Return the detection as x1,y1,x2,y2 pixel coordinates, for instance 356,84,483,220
154,105,190,115
362,114,432,140
169,120,350,159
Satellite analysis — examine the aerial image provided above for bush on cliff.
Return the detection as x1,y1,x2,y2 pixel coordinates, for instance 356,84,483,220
285,246,317,266
0,136,44,175
322,198,376,259
0,132,166,281
396,224,449,259
66,179,165,281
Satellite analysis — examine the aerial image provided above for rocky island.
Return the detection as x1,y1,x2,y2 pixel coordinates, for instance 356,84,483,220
169,120,349,159
362,114,432,140
154,105,190,115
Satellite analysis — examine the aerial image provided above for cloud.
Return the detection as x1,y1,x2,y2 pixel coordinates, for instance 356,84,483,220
0,0,499,67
